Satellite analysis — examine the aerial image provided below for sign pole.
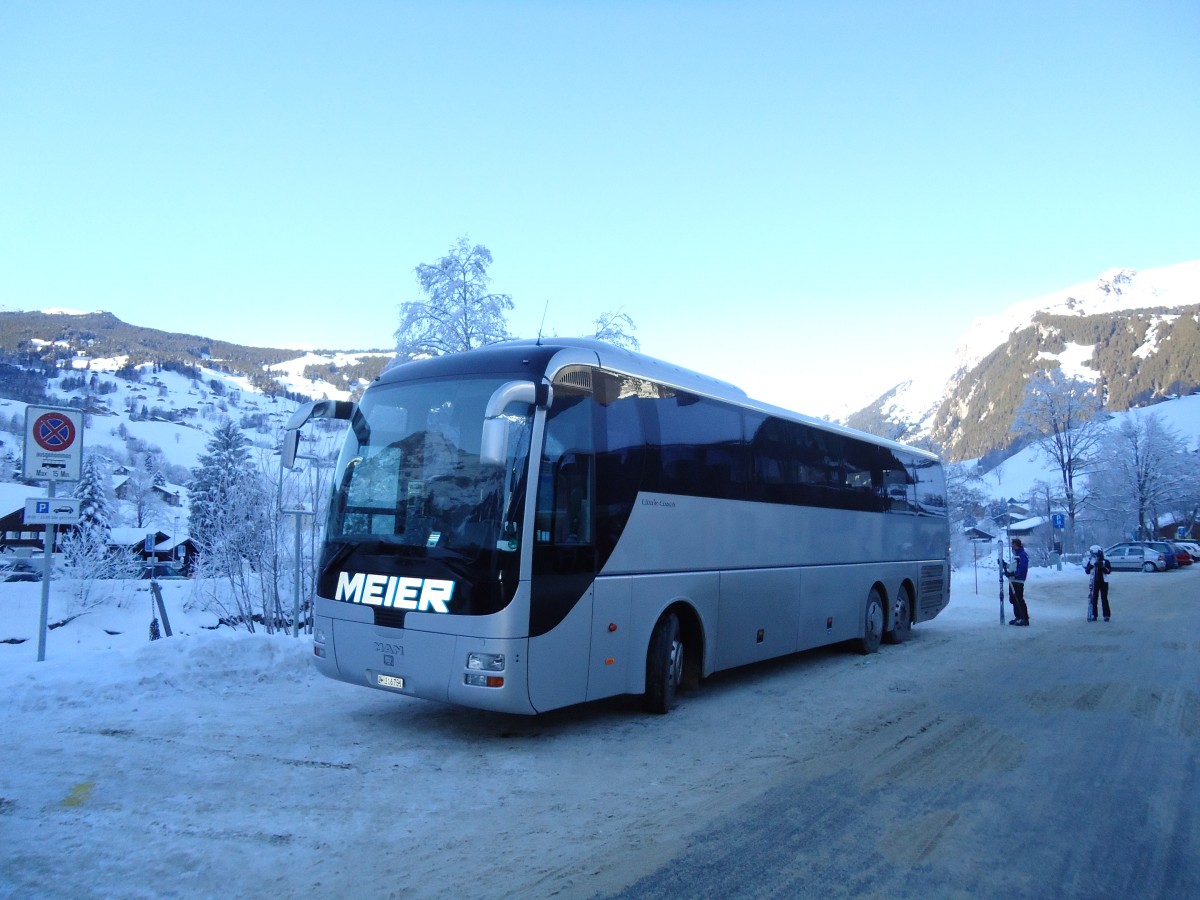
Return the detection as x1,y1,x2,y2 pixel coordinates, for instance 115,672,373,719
37,483,56,662
293,510,302,637
24,405,84,662
288,508,315,637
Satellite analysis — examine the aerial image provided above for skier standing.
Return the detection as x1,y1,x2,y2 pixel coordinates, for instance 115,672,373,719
1004,538,1031,626
1085,545,1112,622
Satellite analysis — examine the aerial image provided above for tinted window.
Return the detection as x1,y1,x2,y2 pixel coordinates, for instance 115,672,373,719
536,387,594,546
644,390,747,500
565,368,946,518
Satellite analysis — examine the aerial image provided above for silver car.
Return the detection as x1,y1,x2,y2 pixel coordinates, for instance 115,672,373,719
1105,543,1166,572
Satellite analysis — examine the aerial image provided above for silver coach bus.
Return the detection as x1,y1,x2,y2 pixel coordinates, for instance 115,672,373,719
282,338,950,715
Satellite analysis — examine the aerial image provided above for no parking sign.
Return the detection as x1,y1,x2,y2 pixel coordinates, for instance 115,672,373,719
23,405,84,481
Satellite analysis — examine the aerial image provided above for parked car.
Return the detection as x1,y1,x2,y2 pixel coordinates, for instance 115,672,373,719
1105,543,1166,572
139,564,187,580
1177,541,1200,561
1143,541,1179,569
1169,543,1193,566
3,571,41,583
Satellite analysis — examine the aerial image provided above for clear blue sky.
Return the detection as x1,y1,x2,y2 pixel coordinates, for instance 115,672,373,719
2,1,1197,415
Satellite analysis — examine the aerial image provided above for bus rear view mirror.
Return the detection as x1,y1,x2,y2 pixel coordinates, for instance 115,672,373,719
281,429,300,469
480,380,545,466
281,399,355,469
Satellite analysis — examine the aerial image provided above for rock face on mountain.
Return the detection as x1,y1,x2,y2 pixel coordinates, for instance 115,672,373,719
843,261,1200,462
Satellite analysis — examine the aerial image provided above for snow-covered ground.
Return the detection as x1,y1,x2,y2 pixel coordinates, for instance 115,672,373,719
0,561,1124,898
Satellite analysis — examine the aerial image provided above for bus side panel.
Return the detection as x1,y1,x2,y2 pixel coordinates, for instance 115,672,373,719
527,586,594,712
715,568,801,670
797,565,867,649
588,576,632,702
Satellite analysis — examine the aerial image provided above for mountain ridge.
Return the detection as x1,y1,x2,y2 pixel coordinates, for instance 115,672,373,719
4,259,1198,465
843,260,1200,462
0,309,394,402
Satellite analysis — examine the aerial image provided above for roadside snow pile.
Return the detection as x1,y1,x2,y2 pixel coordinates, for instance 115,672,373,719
0,578,309,688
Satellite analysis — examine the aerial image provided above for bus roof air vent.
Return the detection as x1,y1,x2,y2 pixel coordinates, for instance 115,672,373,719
555,367,593,393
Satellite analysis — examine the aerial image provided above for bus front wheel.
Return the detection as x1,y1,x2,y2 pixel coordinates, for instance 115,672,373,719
643,612,683,714
858,589,884,655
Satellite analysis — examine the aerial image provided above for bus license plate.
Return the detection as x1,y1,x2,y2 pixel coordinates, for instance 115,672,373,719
377,674,405,689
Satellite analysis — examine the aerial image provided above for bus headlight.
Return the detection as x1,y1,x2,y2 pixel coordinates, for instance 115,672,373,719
467,652,505,672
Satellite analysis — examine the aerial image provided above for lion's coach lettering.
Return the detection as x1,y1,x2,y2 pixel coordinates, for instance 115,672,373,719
335,572,454,614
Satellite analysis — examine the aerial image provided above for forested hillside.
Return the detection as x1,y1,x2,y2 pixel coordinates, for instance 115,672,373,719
929,307,1200,461
0,311,303,395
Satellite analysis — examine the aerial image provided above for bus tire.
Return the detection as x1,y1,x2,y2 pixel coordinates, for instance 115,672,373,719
643,612,683,714
884,589,912,645
858,589,884,655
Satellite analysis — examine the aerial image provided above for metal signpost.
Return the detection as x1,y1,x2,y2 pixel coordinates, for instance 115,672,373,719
279,448,321,638
22,406,84,662
284,506,315,637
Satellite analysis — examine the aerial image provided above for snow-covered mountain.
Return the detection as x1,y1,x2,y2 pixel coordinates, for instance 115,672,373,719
954,262,1200,370
845,260,1200,460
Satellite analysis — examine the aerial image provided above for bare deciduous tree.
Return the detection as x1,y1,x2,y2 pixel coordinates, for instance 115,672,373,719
1091,412,1189,540
591,309,640,351
1012,369,1106,550
394,238,513,361
59,530,138,612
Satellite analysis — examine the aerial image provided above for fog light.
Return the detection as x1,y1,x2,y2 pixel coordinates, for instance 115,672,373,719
467,652,505,672
465,673,505,688
313,645,326,658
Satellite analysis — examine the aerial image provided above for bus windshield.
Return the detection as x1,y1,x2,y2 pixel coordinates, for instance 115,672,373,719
326,375,534,560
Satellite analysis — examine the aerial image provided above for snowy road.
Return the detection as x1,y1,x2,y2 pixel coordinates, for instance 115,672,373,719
2,566,1197,899
607,569,1200,898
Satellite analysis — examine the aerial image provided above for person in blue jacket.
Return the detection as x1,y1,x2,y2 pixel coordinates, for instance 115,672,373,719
1003,537,1031,626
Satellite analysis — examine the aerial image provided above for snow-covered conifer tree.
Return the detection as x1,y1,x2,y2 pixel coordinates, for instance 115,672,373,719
188,420,277,629
188,419,254,549
73,452,115,541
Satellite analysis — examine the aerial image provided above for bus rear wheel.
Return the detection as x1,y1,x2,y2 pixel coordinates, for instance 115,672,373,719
885,590,912,644
643,612,683,714
858,589,884,655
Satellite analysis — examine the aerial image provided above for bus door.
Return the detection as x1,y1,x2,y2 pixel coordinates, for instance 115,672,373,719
528,381,598,710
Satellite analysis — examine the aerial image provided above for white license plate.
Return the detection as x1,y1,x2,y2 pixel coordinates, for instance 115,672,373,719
377,674,405,689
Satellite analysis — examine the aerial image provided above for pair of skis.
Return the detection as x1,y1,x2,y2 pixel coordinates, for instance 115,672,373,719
998,540,1006,625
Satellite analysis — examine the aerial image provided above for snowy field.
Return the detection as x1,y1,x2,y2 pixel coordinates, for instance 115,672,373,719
7,560,1193,899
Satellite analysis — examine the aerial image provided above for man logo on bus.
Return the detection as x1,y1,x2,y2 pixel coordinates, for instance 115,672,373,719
335,572,454,613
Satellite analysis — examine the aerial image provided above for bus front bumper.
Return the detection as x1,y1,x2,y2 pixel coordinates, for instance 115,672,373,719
313,603,536,714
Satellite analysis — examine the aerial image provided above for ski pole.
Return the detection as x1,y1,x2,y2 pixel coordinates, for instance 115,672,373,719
998,539,1005,625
